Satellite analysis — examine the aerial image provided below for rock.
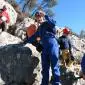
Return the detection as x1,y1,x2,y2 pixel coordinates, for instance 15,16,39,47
0,32,22,47
15,17,35,40
60,65,85,85
73,78,85,85
0,0,17,26
0,32,40,85
25,44,42,85
0,44,32,85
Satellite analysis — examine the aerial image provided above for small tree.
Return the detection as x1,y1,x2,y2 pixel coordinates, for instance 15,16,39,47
18,0,58,17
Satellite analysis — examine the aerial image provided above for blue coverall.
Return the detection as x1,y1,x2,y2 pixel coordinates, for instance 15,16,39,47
26,15,60,85
81,53,85,75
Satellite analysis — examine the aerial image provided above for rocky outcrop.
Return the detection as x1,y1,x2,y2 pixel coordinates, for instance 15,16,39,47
60,65,85,85
0,32,40,85
0,0,17,26
0,32,21,47
0,31,85,85
15,17,35,40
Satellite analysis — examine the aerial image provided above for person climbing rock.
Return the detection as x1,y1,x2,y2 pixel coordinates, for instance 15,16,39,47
23,10,61,85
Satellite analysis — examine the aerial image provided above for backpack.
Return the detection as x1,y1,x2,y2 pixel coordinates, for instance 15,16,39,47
58,35,71,50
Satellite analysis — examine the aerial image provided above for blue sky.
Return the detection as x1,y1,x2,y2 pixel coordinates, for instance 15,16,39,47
53,0,85,34
16,0,85,34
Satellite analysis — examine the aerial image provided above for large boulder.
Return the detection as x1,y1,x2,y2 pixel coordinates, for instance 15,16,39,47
0,32,40,85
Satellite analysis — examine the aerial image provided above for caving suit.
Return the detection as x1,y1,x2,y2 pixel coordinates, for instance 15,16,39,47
26,15,60,85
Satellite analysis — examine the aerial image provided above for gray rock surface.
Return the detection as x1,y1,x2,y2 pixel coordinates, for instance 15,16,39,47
60,66,85,85
0,32,40,85
0,32,22,47
0,32,85,85
0,44,32,85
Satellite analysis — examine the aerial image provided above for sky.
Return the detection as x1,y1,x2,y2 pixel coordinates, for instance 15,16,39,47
16,0,85,34
53,0,85,34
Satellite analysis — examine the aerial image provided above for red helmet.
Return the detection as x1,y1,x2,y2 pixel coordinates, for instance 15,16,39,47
63,28,70,34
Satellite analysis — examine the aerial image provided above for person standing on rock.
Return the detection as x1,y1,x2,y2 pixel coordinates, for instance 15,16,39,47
23,10,61,85
58,28,74,67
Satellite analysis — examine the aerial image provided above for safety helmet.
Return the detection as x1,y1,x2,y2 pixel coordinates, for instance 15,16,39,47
35,10,45,17
63,27,70,34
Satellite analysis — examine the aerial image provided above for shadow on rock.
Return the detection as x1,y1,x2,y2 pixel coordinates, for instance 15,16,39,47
60,66,79,85
0,44,39,85
26,56,39,85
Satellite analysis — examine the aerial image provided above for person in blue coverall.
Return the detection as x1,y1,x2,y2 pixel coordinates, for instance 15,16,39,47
23,10,60,85
81,53,85,80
